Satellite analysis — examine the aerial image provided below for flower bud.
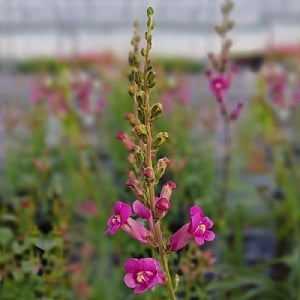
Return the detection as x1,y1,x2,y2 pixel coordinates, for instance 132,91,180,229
155,157,171,180
126,178,144,197
134,146,145,165
153,197,171,220
125,113,138,127
134,124,148,141
150,103,163,121
153,132,169,150
143,167,155,181
116,131,135,151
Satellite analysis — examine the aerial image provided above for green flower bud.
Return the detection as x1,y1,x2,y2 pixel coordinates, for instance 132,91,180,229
150,103,163,122
134,124,148,140
153,132,169,150
147,7,154,17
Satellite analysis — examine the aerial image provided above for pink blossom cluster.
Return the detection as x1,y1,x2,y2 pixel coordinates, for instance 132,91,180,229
29,72,106,118
104,180,215,293
265,68,300,111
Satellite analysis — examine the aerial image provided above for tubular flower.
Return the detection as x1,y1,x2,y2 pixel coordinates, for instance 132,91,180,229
209,75,229,100
124,258,166,294
188,206,215,246
169,205,215,251
121,218,150,244
104,201,132,234
105,201,150,244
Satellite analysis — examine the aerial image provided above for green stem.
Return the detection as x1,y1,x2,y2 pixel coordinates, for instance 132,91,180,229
219,115,231,229
143,24,176,299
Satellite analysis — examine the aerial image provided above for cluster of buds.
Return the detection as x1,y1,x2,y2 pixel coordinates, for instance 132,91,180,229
206,0,243,121
104,7,215,297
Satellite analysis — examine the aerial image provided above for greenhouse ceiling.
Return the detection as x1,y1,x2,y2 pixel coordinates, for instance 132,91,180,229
0,0,299,33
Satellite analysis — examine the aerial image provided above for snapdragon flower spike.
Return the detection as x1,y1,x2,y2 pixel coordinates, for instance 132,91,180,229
124,258,166,294
169,205,215,252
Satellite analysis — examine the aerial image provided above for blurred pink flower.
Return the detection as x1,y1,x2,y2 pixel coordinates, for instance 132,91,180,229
76,281,90,298
79,200,98,216
209,75,229,100
123,258,165,294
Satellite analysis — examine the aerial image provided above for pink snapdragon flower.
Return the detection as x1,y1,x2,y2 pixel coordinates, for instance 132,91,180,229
209,75,229,100
105,201,132,234
124,258,166,294
104,201,150,244
169,205,215,251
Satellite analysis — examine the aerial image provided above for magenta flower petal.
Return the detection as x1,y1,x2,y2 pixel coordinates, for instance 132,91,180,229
124,258,139,273
202,216,214,229
133,200,151,220
194,236,205,245
203,230,216,241
189,205,204,217
189,206,203,233
124,273,137,288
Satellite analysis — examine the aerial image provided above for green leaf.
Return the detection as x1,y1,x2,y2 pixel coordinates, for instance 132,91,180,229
0,227,14,246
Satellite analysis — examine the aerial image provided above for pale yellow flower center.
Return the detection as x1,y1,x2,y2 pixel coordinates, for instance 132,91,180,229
136,271,145,283
112,214,121,224
198,223,206,233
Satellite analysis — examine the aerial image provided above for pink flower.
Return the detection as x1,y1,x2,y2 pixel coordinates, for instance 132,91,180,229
105,201,150,244
209,76,229,100
78,200,98,216
104,201,132,234
169,205,215,251
124,258,166,294
188,206,215,245
94,97,106,114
